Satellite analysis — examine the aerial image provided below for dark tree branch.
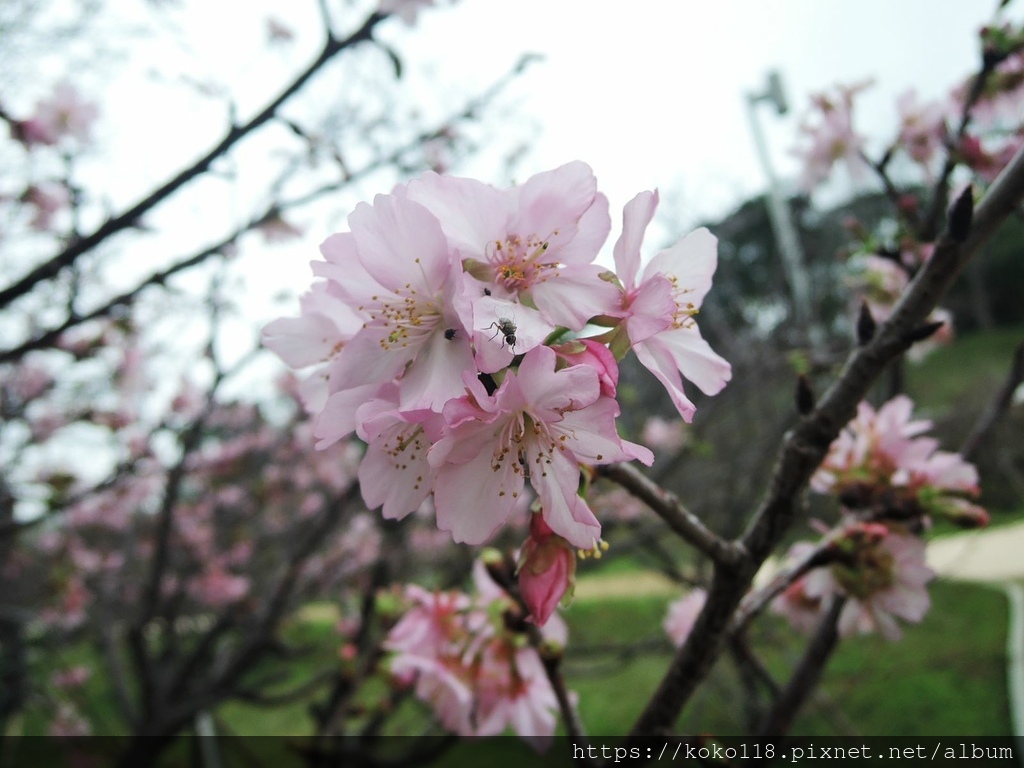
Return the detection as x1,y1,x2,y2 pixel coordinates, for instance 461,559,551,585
961,337,1024,461
0,54,539,365
627,145,1024,738
0,13,383,311
756,595,846,737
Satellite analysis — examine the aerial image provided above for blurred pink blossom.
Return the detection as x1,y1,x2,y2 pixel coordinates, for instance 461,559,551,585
51,666,91,690
378,0,437,26
812,395,984,526
641,415,687,453
23,183,70,231
266,16,294,44
774,524,934,640
17,82,98,147
792,81,872,191
663,588,707,646
49,702,92,737
190,565,250,608
385,558,570,745
895,89,947,169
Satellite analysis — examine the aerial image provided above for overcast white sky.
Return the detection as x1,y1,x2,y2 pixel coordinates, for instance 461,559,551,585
81,0,1005,225
389,0,1002,221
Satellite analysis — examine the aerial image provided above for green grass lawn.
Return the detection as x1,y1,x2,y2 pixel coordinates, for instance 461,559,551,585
212,578,1013,739
28,580,1005,740
555,579,1011,737
905,325,1023,414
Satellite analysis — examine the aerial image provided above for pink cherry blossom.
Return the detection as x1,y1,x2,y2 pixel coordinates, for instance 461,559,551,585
552,338,618,398
792,82,872,191
405,161,620,332
190,564,250,608
954,46,1024,129
256,212,304,243
847,254,909,321
429,345,652,548
385,559,570,745
378,0,437,26
611,190,731,421
589,486,646,523
641,415,688,453
51,666,91,690
663,588,707,646
827,525,934,641
266,164,734,550
49,702,91,737
355,384,445,521
845,251,954,359
386,584,472,663
812,395,984,525
313,194,474,414
472,642,561,749
265,16,295,44
771,542,828,635
773,524,934,640
23,183,70,231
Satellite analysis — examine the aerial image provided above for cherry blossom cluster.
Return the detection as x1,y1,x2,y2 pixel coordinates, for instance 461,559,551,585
765,395,987,641
14,372,373,640
811,395,988,528
385,559,571,746
794,18,1024,195
955,21,1024,182
264,162,731,565
772,521,934,641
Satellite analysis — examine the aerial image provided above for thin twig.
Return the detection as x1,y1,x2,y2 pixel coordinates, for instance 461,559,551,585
0,14,384,311
597,463,746,569
728,540,834,634
961,338,1024,461
0,54,539,365
756,595,846,737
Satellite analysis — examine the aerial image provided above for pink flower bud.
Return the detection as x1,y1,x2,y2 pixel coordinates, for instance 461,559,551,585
552,338,619,397
517,514,576,626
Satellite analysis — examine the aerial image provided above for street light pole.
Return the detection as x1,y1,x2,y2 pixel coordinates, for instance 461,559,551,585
746,71,820,349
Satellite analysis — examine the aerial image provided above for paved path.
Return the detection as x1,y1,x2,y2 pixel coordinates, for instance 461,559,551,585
926,520,1024,582
926,520,1024,741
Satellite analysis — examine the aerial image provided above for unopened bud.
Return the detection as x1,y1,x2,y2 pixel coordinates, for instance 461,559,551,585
856,301,876,345
905,320,946,345
946,185,974,242
796,374,815,415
